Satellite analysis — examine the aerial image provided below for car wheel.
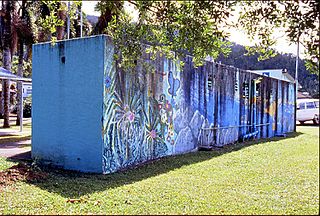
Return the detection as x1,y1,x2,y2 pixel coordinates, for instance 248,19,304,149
313,114,319,125
299,121,305,125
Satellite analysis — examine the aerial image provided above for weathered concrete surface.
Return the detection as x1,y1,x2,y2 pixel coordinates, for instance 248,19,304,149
32,35,295,174
174,126,194,154
32,35,106,172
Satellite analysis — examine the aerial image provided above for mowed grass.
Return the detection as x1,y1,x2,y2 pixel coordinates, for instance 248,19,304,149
0,157,17,171
0,126,318,214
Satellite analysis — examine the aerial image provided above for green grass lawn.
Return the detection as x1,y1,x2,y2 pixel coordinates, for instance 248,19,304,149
0,157,17,171
0,126,319,214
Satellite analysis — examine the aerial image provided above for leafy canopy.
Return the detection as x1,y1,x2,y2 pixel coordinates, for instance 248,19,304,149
7,0,317,74
94,0,319,75
97,1,235,70
237,0,319,74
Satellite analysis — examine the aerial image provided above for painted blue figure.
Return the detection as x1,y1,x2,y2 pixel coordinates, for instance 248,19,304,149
105,76,112,89
168,71,180,97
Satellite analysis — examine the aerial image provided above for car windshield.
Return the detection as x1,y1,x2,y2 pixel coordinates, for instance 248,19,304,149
298,103,305,109
306,102,316,109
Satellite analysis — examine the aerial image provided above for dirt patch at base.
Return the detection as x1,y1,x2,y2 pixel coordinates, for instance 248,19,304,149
0,163,48,190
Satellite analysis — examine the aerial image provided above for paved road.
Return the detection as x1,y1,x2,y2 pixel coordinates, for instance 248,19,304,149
0,140,31,159
0,129,31,161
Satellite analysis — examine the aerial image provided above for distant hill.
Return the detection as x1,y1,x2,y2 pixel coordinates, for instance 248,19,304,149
86,15,99,27
216,43,319,97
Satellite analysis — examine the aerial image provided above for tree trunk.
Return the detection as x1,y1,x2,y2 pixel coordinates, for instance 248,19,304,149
56,2,67,40
74,2,83,38
0,2,4,118
3,47,11,128
16,39,23,126
2,0,14,128
0,82,4,118
16,0,26,126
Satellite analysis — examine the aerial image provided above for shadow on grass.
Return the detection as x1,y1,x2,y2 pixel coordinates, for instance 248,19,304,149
0,135,31,145
6,131,303,199
297,122,319,127
0,134,17,137
7,151,31,161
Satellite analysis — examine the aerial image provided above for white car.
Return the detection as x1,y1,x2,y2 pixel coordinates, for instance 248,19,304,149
297,99,319,125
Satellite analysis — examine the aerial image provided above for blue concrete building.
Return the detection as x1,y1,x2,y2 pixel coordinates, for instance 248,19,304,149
32,35,295,173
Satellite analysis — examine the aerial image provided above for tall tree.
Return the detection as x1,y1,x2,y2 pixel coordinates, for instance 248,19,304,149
93,1,122,35
0,0,17,128
15,0,34,125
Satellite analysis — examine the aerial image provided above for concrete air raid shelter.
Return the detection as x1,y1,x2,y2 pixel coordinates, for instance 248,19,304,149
32,35,295,173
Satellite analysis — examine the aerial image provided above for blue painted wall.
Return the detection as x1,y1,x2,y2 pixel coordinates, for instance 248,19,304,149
32,35,295,174
32,35,107,172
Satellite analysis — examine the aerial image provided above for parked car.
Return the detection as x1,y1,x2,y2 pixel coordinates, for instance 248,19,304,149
297,99,319,125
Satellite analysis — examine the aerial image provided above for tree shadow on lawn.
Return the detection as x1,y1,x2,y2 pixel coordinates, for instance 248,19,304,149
9,131,303,199
0,135,32,145
297,122,319,127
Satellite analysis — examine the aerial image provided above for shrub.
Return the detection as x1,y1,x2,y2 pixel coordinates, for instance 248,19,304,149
23,96,32,118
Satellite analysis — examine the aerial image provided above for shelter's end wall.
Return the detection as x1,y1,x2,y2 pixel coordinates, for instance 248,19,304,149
32,35,106,172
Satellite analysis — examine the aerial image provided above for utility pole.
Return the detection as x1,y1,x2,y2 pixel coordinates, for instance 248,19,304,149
19,83,23,132
294,35,300,132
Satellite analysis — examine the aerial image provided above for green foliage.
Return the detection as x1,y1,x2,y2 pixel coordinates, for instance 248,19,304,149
32,1,84,43
94,1,122,15
2,0,317,82
67,1,82,21
0,157,17,171
305,59,319,75
106,11,147,72
101,1,234,71
68,1,92,38
96,0,319,75
37,1,65,43
238,0,319,75
11,56,32,78
11,96,32,118
28,0,318,77
23,96,32,118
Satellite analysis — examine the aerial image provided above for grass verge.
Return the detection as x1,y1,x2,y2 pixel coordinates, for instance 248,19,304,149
0,126,318,214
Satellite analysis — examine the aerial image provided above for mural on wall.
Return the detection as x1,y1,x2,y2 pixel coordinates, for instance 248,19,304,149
102,55,183,173
31,37,295,174
144,96,168,160
102,49,295,174
103,68,146,173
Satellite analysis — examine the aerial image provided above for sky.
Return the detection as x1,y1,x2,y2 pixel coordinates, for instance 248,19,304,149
82,1,303,58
